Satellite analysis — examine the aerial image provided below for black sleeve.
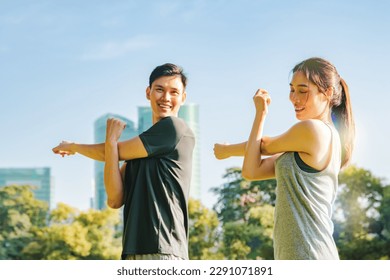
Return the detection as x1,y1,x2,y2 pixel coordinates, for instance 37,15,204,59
139,117,181,157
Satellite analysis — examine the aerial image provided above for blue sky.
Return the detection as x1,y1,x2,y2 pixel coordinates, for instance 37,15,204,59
1,0,389,210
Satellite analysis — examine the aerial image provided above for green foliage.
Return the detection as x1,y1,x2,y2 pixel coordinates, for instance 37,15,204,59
0,185,121,260
211,167,276,223
334,165,390,259
2,163,390,260
211,167,276,259
0,185,48,260
188,198,223,259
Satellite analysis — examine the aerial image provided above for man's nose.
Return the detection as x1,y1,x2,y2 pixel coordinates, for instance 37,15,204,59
161,91,171,101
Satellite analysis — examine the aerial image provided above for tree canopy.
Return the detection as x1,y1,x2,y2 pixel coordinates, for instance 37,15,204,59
1,164,389,260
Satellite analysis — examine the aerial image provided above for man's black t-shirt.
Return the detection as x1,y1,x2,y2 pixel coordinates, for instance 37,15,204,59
122,116,195,259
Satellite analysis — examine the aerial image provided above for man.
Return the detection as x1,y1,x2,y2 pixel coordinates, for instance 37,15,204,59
52,63,195,260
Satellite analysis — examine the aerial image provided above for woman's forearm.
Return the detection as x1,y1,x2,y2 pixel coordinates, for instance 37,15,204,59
242,112,267,179
214,141,247,159
228,141,247,156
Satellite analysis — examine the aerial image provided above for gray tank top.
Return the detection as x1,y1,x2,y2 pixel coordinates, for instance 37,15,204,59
274,123,341,259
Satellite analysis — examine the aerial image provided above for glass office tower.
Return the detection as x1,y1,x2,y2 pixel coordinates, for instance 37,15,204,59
0,167,53,208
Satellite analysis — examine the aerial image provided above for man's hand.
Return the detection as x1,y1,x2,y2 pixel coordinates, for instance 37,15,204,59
52,141,76,157
106,118,126,143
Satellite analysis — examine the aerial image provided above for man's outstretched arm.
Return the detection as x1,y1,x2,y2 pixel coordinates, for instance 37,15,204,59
52,136,147,162
52,141,105,161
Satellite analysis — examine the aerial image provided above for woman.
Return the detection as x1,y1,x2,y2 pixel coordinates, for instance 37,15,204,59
214,57,355,259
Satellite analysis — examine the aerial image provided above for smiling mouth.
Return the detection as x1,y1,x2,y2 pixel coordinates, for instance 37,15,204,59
158,103,172,110
295,107,305,112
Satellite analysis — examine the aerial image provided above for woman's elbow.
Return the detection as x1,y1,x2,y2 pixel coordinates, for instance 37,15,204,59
241,168,255,181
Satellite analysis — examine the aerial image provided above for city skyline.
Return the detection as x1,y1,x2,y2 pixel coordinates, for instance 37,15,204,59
1,1,390,211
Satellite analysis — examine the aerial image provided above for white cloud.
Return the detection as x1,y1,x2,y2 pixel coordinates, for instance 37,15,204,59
80,35,153,61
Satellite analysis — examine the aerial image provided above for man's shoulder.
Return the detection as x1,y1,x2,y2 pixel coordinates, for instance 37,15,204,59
164,116,185,126
161,117,193,135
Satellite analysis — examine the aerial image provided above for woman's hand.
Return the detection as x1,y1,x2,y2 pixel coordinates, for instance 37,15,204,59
253,89,271,115
214,143,231,160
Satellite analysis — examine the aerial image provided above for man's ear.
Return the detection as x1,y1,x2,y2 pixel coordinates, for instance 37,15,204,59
181,91,187,104
146,86,151,100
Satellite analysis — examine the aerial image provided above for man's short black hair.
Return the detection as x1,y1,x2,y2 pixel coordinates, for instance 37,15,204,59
149,63,187,89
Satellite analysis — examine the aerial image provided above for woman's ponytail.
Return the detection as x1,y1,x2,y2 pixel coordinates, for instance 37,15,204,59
332,78,355,168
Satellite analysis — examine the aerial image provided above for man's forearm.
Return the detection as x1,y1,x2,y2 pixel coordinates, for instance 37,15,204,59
73,143,105,161
104,141,124,209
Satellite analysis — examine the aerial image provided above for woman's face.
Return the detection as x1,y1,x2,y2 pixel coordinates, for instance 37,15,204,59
289,71,329,121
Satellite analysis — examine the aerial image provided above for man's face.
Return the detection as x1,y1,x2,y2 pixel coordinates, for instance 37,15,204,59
146,75,186,123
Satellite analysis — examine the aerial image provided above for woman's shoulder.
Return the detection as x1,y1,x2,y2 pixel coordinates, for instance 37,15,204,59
289,120,331,146
293,119,329,133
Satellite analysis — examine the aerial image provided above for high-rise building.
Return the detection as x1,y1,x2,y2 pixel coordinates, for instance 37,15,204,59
0,167,54,208
137,106,153,135
93,113,137,209
93,104,201,209
137,104,201,199
178,104,201,199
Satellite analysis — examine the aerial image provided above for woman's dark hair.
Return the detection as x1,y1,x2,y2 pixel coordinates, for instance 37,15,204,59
293,57,355,168
149,63,187,89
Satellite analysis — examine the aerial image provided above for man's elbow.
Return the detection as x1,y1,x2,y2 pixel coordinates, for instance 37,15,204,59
107,198,123,209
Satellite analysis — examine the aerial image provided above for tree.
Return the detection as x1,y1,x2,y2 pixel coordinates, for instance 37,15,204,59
188,199,223,259
211,167,276,223
211,167,276,259
0,185,122,260
334,165,390,259
23,203,122,260
0,185,48,259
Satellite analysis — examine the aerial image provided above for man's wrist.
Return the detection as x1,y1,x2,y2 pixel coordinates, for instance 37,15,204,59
70,143,78,154
105,140,118,151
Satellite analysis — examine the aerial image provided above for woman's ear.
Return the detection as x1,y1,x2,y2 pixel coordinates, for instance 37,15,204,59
325,87,334,101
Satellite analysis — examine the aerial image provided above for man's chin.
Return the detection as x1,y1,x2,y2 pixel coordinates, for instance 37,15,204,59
160,111,178,118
